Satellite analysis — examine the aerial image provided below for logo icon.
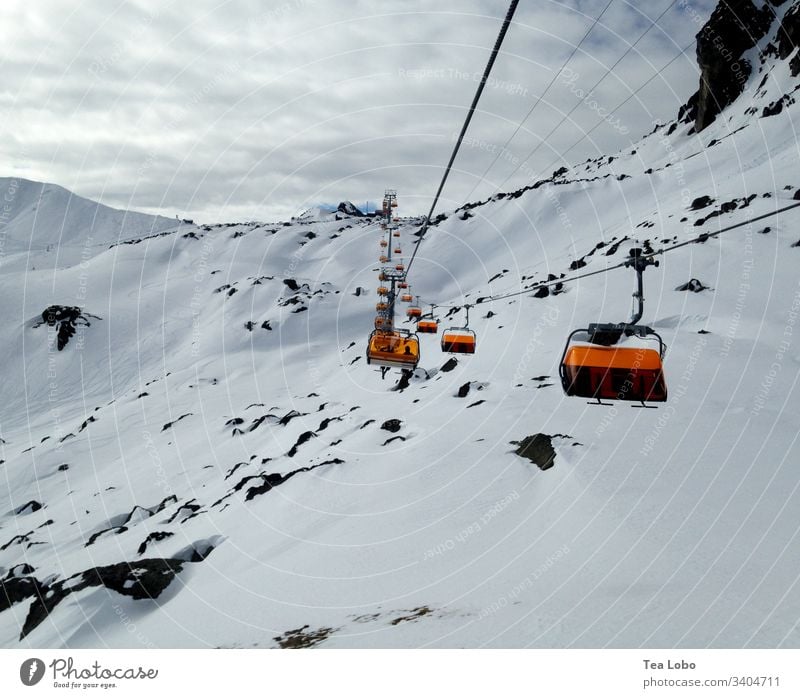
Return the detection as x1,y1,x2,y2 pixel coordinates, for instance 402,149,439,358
20,658,45,686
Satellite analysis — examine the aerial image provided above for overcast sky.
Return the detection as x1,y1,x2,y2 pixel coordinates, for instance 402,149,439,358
0,0,717,222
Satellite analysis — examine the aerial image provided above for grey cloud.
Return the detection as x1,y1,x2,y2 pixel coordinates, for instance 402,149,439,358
1,0,715,222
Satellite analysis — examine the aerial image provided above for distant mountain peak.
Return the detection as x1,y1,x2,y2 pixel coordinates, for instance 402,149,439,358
0,177,176,260
336,201,363,217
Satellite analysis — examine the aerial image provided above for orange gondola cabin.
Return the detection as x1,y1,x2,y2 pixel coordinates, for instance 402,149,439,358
367,330,420,370
418,319,438,333
559,249,668,406
560,332,667,404
441,328,476,354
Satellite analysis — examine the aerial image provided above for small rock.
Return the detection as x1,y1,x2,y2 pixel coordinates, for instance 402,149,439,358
511,434,564,471
690,195,714,210
675,278,709,293
15,501,43,515
440,358,458,373
381,419,402,433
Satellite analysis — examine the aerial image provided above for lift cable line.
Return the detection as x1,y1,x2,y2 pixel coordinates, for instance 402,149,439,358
462,0,616,205
469,201,800,305
404,0,520,279
494,0,680,195
534,38,696,180
654,201,800,255
394,201,800,405
369,2,797,382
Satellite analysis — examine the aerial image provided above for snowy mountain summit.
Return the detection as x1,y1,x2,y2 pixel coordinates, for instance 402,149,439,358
0,178,176,268
337,201,364,216
1,0,799,649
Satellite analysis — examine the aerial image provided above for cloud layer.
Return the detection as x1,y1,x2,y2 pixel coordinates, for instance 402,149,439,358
0,0,716,222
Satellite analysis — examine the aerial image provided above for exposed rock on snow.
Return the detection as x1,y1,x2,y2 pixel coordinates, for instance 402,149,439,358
20,557,203,639
274,624,337,648
511,434,569,471
34,306,100,351
14,501,43,515
684,0,778,131
675,278,711,292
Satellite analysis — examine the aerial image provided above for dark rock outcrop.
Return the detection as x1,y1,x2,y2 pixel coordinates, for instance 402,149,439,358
21,558,194,639
675,278,711,292
14,500,43,515
381,419,402,433
287,430,316,457
440,358,458,373
0,575,43,614
777,3,800,75
35,305,100,350
511,434,570,471
690,195,715,210
682,1,778,131
137,531,175,556
337,201,364,216
274,624,337,648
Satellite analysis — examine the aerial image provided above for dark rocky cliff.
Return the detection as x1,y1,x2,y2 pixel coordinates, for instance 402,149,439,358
680,0,795,132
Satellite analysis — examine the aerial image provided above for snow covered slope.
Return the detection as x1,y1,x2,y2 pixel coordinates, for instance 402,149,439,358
1,2,799,649
0,178,178,270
